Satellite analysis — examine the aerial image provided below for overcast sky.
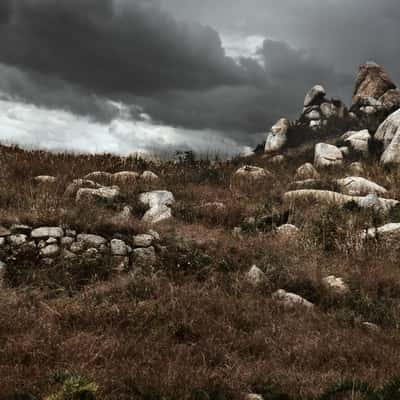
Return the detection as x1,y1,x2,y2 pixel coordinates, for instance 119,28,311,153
0,0,398,155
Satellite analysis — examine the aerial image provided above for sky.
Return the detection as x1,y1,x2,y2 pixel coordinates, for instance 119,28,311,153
0,0,399,156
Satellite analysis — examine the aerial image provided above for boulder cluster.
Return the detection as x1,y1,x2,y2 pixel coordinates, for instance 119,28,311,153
0,224,161,275
264,61,400,164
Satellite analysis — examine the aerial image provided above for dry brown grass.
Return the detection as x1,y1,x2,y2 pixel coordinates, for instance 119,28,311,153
1,144,400,399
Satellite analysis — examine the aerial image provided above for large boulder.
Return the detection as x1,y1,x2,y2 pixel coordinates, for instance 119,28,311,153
342,130,371,154
295,163,320,180
304,85,326,108
314,143,343,167
76,186,120,205
336,177,387,196
352,62,396,105
375,109,400,165
264,118,289,153
283,189,398,211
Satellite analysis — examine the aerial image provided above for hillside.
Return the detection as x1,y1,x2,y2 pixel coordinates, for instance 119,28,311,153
2,62,400,400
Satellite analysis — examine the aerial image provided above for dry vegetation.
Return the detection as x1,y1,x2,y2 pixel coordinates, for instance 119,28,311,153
2,143,400,400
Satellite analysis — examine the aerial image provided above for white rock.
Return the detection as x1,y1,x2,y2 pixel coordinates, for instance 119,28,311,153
110,239,128,256
133,234,154,248
272,289,314,309
336,177,387,196
7,234,27,246
84,171,113,182
141,171,159,181
305,110,321,120
265,118,289,153
362,223,400,240
322,275,349,295
295,163,320,180
342,130,371,154
31,227,64,239
40,244,60,258
46,237,58,244
320,102,338,119
310,120,322,130
245,394,264,400
375,109,400,165
64,179,102,198
246,265,266,286
304,85,326,108
276,224,300,238
133,246,157,265
112,171,140,184
283,190,399,211
34,175,57,184
142,205,173,225
235,165,272,180
77,234,107,248
314,143,343,167
139,191,175,209
76,186,120,205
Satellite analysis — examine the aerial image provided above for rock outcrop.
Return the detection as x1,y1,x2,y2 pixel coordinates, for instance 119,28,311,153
336,177,387,196
342,130,371,154
375,109,400,165
314,143,343,167
265,118,290,153
139,190,175,225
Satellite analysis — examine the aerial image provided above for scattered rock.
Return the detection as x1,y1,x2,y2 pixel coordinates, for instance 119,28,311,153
314,143,343,167
234,165,272,180
139,191,175,209
336,177,387,196
31,227,64,239
142,205,173,225
7,234,28,246
245,394,264,400
112,171,140,185
272,289,314,309
34,175,57,184
40,244,60,258
295,163,320,181
133,234,154,248
362,322,381,333
64,179,102,198
76,186,120,205
265,118,289,153
322,275,349,295
375,109,400,165
342,129,371,154
110,239,129,256
77,234,107,248
141,171,159,181
246,265,266,286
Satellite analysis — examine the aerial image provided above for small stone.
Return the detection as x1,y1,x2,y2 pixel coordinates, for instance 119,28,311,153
76,186,120,205
112,256,130,273
245,394,264,400
40,244,60,258
142,206,173,225
272,289,314,309
362,322,381,333
61,237,75,247
84,171,113,182
31,227,64,239
141,171,159,181
133,246,157,266
10,224,32,235
46,237,58,244
235,165,272,180
110,239,128,256
148,230,160,241
7,234,28,247
34,175,57,184
322,275,350,295
276,224,300,238
246,265,266,286
112,171,140,185
133,234,154,248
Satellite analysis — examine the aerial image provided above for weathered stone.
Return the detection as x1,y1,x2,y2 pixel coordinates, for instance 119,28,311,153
342,130,371,154
375,109,400,165
110,239,128,256
283,189,399,211
46,237,58,244
272,289,314,309
64,179,102,198
304,85,326,108
276,224,300,238
84,171,113,182
76,186,120,205
320,102,338,119
235,165,272,180
66,229,77,237
31,227,64,239
34,175,57,184
133,246,157,266
295,163,320,180
133,234,154,248
112,171,140,185
265,118,289,153
62,249,77,260
314,143,343,167
336,177,387,196
353,62,396,104
141,171,159,181
40,244,60,258
322,275,349,295
246,265,266,286
77,234,107,248
142,205,173,225
139,191,175,209
7,234,28,246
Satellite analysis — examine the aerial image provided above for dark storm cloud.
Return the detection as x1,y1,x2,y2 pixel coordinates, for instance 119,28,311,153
0,0,244,94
